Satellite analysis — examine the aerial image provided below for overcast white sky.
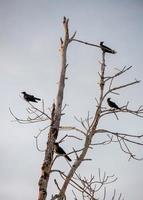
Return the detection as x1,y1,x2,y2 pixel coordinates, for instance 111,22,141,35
0,0,143,199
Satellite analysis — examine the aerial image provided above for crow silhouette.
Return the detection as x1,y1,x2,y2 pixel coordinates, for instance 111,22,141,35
100,42,116,54
107,98,120,109
54,143,72,162
22,92,41,103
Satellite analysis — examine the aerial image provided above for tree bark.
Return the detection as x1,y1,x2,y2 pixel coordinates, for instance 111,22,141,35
38,17,70,200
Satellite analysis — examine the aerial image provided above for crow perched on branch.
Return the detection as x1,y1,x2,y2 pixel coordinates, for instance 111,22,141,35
54,143,72,162
22,92,41,103
100,41,116,54
107,98,120,109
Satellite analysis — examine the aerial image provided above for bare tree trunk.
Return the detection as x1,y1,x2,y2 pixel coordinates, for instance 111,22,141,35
38,17,70,200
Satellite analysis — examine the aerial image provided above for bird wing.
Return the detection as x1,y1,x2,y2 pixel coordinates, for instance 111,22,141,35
58,146,67,155
110,101,120,109
113,102,120,109
102,44,113,51
100,43,116,54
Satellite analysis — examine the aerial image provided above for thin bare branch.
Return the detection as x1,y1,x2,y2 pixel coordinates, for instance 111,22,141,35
73,38,100,48
104,66,132,82
60,126,86,136
104,79,140,100
54,179,61,192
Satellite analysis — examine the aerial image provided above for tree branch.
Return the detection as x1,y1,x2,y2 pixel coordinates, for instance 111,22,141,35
38,17,72,200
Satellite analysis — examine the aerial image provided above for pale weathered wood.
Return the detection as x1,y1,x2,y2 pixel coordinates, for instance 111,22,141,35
38,17,71,200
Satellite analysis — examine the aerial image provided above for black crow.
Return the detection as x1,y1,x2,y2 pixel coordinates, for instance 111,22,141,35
107,98,120,109
22,92,41,103
54,143,72,162
100,42,116,54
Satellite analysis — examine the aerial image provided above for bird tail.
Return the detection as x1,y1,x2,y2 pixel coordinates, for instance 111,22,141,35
65,154,72,162
35,97,41,101
111,50,117,54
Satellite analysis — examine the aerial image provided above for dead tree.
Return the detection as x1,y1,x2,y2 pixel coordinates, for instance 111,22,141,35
10,17,143,200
